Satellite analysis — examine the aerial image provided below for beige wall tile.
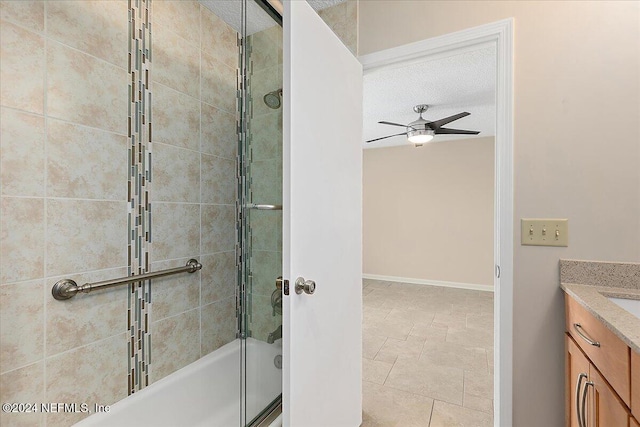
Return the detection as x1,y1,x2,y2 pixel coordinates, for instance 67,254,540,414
201,102,236,160
155,1,200,45
201,204,235,254
250,250,281,296
47,41,127,135
47,119,127,200
250,111,282,161
153,143,200,203
45,333,128,427
152,202,200,261
0,107,45,197
0,361,44,427
46,0,128,68
154,24,200,98
201,52,236,114
201,154,235,205
200,251,235,306
0,0,44,33
153,83,200,151
151,308,200,382
318,1,357,55
0,197,44,283
250,64,281,118
201,297,236,355
250,210,282,252
0,280,44,373
0,20,44,114
249,26,282,71
201,5,238,70
150,258,200,322
46,199,127,277
251,159,282,205
45,268,128,356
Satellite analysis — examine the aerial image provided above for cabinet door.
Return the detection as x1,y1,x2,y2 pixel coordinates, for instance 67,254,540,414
631,416,639,427
632,350,640,419
567,334,591,427
590,365,630,427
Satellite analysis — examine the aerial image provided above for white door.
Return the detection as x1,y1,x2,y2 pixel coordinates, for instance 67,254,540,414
282,1,363,426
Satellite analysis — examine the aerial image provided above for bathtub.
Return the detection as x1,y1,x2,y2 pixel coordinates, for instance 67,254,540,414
75,338,282,427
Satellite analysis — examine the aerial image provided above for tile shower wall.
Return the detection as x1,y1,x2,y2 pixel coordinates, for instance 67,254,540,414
318,0,358,55
150,0,238,383
0,1,238,425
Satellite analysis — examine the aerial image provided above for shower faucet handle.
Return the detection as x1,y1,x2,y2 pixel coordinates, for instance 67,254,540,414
295,277,316,295
276,276,283,290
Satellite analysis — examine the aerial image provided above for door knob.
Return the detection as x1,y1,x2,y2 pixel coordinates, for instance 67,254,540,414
295,277,316,295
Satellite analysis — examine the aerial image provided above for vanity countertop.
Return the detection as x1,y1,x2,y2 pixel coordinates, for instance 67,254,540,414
562,282,640,353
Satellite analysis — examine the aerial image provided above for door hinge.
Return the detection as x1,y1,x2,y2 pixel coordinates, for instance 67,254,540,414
495,265,501,278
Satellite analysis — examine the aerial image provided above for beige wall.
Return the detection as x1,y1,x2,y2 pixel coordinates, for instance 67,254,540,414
363,138,494,287
359,1,640,425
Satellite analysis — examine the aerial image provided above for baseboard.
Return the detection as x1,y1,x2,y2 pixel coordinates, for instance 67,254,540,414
362,274,494,293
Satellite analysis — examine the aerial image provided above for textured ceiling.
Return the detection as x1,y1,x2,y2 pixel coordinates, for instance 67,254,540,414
363,46,497,149
200,0,346,35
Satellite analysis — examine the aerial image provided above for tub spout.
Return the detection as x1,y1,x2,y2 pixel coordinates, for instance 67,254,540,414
267,325,282,344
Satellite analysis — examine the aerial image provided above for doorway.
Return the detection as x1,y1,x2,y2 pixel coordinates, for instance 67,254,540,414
359,19,514,426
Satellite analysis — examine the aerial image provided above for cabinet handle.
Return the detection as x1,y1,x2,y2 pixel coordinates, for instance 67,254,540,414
573,323,601,347
581,380,594,427
576,373,587,427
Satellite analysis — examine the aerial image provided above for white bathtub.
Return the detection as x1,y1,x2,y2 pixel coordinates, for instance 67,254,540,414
75,338,282,427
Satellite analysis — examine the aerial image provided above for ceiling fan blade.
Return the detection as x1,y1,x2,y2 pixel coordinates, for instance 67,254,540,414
435,127,480,135
365,132,408,143
429,112,471,128
378,121,411,128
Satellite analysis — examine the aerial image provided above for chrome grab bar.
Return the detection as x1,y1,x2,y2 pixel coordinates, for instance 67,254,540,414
573,323,601,347
51,259,202,300
247,204,282,211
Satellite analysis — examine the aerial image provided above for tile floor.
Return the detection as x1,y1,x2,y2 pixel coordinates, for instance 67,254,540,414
361,279,494,427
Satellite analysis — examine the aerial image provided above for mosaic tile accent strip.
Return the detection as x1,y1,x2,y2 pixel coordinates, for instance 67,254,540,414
127,0,152,395
237,25,249,339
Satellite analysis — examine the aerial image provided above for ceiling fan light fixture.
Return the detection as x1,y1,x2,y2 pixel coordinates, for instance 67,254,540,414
407,129,434,145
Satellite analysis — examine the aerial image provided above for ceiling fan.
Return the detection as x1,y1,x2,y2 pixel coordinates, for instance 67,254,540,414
366,104,480,146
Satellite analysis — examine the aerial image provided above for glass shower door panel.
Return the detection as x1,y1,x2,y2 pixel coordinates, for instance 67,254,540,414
240,10,284,426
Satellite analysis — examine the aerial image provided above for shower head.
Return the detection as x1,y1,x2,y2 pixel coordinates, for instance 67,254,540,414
263,88,282,109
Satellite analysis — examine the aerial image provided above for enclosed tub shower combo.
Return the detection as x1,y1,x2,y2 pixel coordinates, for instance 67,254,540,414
0,0,362,426
1,0,283,425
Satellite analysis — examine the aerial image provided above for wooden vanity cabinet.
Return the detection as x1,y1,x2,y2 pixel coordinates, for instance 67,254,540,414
567,335,629,427
566,293,639,427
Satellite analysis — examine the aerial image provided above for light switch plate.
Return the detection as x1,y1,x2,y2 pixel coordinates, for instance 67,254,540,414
521,218,568,247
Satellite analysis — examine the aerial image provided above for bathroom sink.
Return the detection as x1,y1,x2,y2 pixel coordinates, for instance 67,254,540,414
607,296,640,319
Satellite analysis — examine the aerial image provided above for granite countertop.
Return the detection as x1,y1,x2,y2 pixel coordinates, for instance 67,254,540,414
560,259,640,354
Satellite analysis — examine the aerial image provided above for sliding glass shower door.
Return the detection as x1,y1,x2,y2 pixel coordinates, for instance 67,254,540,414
238,2,284,425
